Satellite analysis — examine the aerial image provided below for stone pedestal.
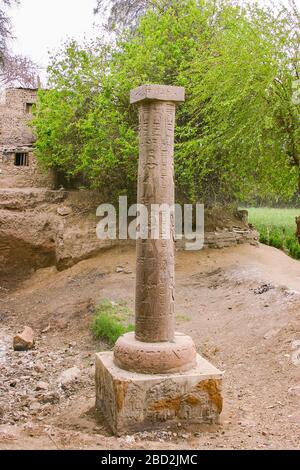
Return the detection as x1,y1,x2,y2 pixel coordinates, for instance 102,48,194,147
95,352,223,436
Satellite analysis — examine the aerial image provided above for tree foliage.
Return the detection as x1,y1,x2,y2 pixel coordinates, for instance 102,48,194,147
33,0,300,205
33,41,137,202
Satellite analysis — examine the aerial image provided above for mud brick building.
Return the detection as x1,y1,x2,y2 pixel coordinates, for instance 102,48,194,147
0,87,52,188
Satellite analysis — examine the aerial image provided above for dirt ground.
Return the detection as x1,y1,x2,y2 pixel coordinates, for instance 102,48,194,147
0,243,300,450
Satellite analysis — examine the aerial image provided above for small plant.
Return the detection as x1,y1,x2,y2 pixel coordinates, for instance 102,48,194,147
268,228,284,249
176,313,191,323
91,299,134,345
286,237,300,260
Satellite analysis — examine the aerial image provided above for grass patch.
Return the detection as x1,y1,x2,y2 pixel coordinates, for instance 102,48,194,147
176,313,191,323
247,207,300,260
91,299,134,345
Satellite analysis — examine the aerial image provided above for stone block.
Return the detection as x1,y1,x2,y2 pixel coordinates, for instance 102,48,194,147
13,326,35,351
95,352,223,436
130,84,185,104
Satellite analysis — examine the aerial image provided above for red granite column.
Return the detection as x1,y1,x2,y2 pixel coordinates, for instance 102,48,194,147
114,85,197,374
134,98,177,342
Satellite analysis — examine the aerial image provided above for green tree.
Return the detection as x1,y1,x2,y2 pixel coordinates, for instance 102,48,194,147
33,40,138,203
185,0,300,202
33,0,300,205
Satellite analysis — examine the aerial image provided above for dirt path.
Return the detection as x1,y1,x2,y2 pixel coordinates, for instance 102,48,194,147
1,243,300,449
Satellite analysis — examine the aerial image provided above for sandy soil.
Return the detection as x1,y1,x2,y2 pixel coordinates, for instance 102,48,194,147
0,243,300,450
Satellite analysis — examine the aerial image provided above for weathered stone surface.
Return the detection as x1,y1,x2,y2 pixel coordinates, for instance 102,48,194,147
264,328,281,340
288,386,300,400
130,84,185,104
95,352,223,436
58,366,81,390
0,88,54,189
288,411,300,425
57,206,72,216
116,266,124,273
36,391,60,404
114,332,197,374
175,229,259,250
0,188,66,210
35,381,48,391
13,326,35,351
0,88,36,149
134,86,180,343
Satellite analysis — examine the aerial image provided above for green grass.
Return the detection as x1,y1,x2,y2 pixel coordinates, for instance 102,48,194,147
91,299,134,345
247,207,300,260
176,313,192,323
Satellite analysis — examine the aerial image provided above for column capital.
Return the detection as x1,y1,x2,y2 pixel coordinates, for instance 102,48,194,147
130,84,185,104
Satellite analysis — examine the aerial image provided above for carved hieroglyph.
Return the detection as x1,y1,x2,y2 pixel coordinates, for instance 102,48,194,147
132,86,184,342
114,85,197,374
95,352,223,435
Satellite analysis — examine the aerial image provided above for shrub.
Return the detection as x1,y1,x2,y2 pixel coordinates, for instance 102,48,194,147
285,238,300,260
91,299,134,345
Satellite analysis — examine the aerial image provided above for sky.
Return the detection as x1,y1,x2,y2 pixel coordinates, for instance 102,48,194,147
7,0,300,84
9,0,103,81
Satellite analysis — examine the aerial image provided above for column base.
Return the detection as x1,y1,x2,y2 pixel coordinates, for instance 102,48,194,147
114,332,197,374
95,352,223,436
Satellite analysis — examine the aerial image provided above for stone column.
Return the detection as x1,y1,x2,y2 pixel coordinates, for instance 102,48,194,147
134,86,180,343
95,84,223,436
114,85,196,374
